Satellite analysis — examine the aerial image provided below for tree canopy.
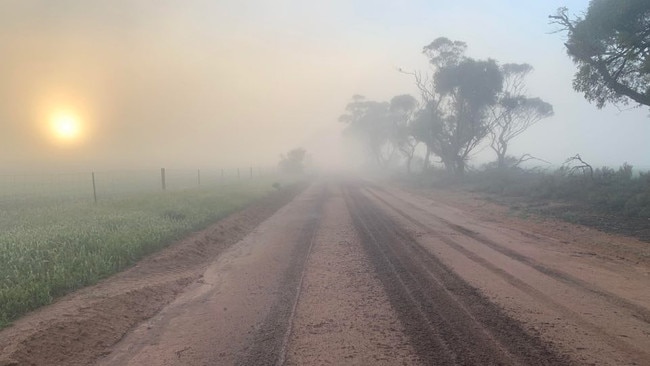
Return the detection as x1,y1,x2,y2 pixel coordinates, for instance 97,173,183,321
339,94,420,170
278,147,307,174
550,0,650,108
339,95,394,167
389,95,419,173
489,63,554,168
408,37,503,176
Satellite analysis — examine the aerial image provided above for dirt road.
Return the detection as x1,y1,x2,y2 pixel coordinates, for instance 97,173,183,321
1,180,648,365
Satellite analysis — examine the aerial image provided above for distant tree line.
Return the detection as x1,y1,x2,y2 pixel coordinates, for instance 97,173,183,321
340,0,649,178
340,37,553,177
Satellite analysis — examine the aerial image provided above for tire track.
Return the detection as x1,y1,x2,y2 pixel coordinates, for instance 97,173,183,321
368,185,650,325
344,184,570,366
274,203,320,366
283,185,421,365
235,188,325,366
364,186,650,361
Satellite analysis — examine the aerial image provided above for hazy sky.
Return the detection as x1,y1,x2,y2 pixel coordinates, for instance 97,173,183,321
1,0,648,172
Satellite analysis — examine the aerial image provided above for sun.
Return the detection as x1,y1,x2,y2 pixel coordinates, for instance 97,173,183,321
50,112,82,141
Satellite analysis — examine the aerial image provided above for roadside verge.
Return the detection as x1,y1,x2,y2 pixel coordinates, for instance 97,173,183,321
0,183,306,366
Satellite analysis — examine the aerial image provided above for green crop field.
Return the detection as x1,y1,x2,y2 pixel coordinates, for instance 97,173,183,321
0,179,284,329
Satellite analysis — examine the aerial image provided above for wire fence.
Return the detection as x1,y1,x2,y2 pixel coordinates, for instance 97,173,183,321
0,167,270,203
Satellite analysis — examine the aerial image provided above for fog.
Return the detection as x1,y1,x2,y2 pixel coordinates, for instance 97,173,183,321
1,0,648,173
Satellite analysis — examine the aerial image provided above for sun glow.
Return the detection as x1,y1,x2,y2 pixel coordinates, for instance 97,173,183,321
50,112,82,141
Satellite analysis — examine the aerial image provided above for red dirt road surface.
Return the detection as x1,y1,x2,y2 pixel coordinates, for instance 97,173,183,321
1,180,649,365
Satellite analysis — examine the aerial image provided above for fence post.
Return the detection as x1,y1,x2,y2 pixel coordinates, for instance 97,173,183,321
161,168,166,191
91,172,97,204
197,169,201,186
250,166,253,178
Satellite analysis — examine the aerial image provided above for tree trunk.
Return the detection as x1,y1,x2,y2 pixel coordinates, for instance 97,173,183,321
423,145,431,172
455,157,466,178
497,152,506,169
441,157,454,175
406,155,413,174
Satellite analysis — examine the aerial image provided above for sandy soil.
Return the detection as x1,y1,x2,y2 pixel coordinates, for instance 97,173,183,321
1,179,648,366
97,184,325,366
284,185,421,365
368,183,650,365
346,184,568,365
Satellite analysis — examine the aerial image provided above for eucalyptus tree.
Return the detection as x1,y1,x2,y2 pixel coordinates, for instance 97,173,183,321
339,95,394,167
489,64,554,168
550,1,650,108
389,94,419,173
279,148,307,174
406,37,503,176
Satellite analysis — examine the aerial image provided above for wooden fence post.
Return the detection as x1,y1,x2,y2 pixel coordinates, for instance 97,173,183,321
91,172,97,204
161,168,166,191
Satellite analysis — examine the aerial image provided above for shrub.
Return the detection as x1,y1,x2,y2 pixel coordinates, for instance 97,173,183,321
464,163,650,219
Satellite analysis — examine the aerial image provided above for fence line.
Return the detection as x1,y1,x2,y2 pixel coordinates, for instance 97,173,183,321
0,166,272,203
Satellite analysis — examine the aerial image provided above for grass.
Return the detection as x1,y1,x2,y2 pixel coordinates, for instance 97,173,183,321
0,179,286,329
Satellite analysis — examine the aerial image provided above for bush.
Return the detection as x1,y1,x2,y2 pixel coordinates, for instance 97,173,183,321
465,163,650,219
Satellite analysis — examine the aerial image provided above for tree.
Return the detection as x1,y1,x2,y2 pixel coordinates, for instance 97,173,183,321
409,103,440,171
489,64,554,168
278,147,307,174
404,37,503,176
435,58,503,176
550,1,650,108
388,94,419,173
563,154,594,179
339,95,395,167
